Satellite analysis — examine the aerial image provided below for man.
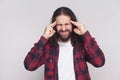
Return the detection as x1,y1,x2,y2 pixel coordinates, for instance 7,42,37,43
24,7,105,80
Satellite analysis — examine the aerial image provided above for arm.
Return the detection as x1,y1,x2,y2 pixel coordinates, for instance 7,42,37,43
82,31,105,67
24,36,48,71
71,20,105,67
24,21,56,71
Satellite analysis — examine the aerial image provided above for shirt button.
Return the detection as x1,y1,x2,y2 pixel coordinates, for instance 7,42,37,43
81,56,84,59
90,55,93,58
86,47,89,50
50,59,52,62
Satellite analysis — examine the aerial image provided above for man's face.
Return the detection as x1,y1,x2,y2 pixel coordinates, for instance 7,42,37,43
56,15,72,42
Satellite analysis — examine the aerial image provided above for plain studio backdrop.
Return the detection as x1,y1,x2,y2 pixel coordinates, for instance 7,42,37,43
0,0,120,80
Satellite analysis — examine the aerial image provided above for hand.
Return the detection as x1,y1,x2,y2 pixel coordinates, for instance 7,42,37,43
43,21,56,39
71,20,87,35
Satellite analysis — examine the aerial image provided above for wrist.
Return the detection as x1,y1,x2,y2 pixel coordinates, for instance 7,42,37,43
43,34,49,39
82,29,87,35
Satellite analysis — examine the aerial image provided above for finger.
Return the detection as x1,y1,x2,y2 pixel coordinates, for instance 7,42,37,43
73,28,81,35
49,21,56,28
74,28,79,33
49,28,55,34
71,20,84,29
49,30,56,37
71,20,79,27
49,30,53,34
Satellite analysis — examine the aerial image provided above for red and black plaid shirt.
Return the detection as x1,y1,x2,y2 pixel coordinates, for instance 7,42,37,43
24,31,105,80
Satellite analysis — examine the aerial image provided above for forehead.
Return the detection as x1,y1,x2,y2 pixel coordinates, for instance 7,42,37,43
56,15,71,24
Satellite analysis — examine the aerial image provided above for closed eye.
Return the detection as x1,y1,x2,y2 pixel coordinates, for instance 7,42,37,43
56,24,62,27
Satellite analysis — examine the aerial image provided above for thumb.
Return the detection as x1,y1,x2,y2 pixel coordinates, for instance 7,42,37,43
49,30,56,37
73,28,80,35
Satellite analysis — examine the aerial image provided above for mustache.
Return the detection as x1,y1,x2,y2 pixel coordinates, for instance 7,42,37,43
58,30,71,33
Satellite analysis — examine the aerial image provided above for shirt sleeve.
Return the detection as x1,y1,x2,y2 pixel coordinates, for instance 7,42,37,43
24,36,48,71
81,31,105,67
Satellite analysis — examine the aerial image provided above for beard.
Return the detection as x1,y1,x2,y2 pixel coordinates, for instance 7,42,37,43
57,30,72,42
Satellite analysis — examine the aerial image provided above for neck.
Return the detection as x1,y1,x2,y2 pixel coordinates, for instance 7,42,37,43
58,38,71,43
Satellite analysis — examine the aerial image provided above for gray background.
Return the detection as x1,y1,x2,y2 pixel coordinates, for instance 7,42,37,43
0,0,120,80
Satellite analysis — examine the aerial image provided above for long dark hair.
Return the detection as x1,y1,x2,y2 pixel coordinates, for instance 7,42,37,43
48,7,83,47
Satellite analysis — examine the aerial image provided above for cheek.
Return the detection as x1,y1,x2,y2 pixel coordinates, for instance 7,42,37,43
56,26,60,32
68,25,72,31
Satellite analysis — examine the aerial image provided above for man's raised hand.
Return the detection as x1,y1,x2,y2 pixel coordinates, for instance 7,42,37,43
43,21,56,39
71,20,87,35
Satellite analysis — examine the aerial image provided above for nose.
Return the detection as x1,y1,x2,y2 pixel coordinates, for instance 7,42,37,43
61,25,66,31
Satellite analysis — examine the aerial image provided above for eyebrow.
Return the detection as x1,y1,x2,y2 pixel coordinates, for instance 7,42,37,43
56,23,71,25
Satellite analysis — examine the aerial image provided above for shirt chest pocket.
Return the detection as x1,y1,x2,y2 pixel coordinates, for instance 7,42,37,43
46,57,55,69
45,57,55,77
76,56,88,72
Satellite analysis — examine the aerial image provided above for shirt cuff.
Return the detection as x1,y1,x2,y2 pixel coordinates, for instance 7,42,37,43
81,31,93,41
39,36,48,44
